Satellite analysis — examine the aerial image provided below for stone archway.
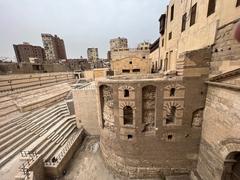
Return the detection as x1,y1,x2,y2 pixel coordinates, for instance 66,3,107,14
222,151,240,180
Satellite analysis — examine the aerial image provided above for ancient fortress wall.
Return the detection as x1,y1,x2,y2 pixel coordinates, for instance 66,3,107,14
96,75,207,178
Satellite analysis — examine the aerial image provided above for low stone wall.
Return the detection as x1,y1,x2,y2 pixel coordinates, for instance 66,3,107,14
44,129,85,178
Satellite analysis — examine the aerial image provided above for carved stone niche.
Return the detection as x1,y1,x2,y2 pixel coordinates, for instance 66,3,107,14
192,108,204,127
100,85,115,131
163,101,184,126
118,85,135,100
163,83,185,99
142,85,156,133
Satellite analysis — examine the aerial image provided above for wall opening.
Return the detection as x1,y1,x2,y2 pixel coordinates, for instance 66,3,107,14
122,69,130,73
123,106,133,125
127,134,133,139
142,85,156,132
166,106,176,124
100,85,114,129
207,0,216,16
170,88,176,96
168,135,173,140
190,3,197,26
132,69,140,73
124,89,129,97
222,152,240,180
192,108,204,127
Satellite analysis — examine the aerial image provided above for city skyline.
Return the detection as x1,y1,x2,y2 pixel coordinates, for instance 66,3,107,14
0,0,168,60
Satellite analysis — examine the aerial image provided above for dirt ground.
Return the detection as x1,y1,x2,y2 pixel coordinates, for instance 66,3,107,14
60,136,123,180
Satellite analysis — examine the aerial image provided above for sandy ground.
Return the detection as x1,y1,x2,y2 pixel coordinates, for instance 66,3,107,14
60,136,122,180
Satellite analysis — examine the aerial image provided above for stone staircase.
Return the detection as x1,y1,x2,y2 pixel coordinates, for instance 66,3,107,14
0,83,73,123
0,102,78,168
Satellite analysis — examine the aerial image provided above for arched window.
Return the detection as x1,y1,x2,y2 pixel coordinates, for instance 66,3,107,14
170,88,176,96
166,106,176,124
124,89,129,97
123,106,133,125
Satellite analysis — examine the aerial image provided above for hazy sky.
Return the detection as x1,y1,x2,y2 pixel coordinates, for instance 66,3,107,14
0,0,168,59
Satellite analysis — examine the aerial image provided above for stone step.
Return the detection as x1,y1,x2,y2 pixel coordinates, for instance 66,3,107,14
27,108,68,133
26,116,73,153
0,131,35,159
35,113,67,135
0,108,45,136
0,100,15,110
44,143,61,162
0,129,31,152
0,126,25,145
22,105,67,130
0,105,18,117
0,134,38,167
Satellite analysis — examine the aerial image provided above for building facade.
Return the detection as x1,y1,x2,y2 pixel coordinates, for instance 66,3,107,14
41,34,67,62
110,37,128,51
137,41,151,50
149,38,160,73
158,0,240,73
87,48,99,62
13,42,45,63
111,48,150,75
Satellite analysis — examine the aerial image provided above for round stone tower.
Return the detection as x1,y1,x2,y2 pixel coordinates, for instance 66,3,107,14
96,74,207,178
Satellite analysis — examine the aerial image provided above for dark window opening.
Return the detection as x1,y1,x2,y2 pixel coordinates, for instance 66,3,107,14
207,0,216,16
181,13,187,32
166,106,176,124
142,56,146,59
168,135,173,140
190,3,197,26
170,88,176,96
123,106,133,125
133,69,140,73
129,61,132,64
124,89,129,97
237,0,240,7
162,38,164,47
122,69,130,73
169,32,172,40
170,5,174,21
127,135,133,139
159,14,166,35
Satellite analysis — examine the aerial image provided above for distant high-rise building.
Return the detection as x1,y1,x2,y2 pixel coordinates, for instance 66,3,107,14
110,37,128,51
13,42,45,63
41,34,67,62
87,48,98,62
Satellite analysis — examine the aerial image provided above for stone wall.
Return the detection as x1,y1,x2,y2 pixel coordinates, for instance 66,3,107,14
73,83,99,135
211,20,240,77
97,74,208,178
111,57,150,75
195,20,240,180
